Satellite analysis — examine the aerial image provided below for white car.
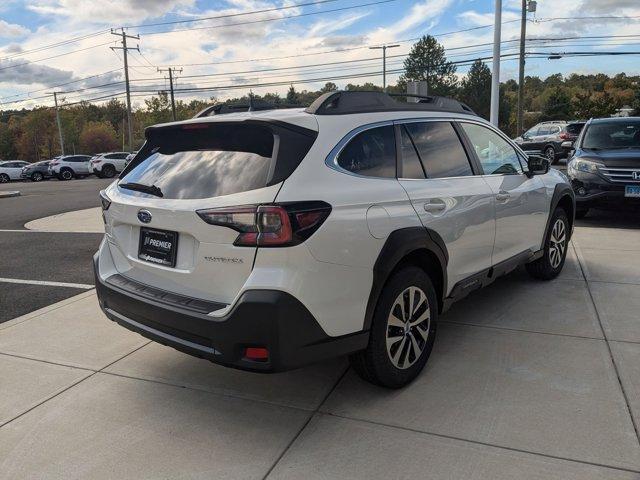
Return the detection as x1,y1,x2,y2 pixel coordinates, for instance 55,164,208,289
48,155,92,180
94,91,575,388
89,152,130,178
0,160,29,182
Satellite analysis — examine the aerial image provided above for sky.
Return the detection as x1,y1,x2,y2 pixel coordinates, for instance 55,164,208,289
0,0,639,110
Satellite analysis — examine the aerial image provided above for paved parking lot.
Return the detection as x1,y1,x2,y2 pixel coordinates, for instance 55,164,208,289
1,180,639,478
0,164,640,480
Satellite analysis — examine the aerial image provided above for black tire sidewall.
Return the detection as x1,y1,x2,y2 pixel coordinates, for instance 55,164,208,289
366,267,438,388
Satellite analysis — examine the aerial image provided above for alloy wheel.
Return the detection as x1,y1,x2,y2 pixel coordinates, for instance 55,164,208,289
62,170,72,180
386,286,430,369
549,218,567,269
545,147,555,161
0,174,8,183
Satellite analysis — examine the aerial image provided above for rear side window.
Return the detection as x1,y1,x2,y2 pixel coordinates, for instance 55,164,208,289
337,125,396,178
566,123,584,135
404,122,473,179
120,122,316,200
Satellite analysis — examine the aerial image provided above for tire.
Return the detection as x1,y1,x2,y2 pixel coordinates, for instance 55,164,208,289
526,207,569,280
59,169,73,181
544,146,557,165
31,172,44,182
349,266,438,389
0,173,9,183
102,165,116,178
575,208,589,220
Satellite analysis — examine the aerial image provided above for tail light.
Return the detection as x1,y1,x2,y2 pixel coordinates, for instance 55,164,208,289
559,132,568,140
50,160,59,165
99,190,111,211
91,159,101,164
196,202,331,247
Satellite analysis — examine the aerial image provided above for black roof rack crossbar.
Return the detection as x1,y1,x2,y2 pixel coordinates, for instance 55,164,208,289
304,90,476,116
193,102,301,118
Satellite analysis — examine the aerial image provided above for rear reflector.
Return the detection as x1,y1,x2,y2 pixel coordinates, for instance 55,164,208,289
244,347,269,361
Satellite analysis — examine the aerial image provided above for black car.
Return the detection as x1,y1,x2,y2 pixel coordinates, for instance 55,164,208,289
20,160,52,182
514,121,568,164
567,117,640,218
559,121,586,157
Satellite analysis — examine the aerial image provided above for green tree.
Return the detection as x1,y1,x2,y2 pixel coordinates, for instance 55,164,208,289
79,121,118,154
458,60,491,119
400,35,457,96
542,87,572,120
286,85,299,104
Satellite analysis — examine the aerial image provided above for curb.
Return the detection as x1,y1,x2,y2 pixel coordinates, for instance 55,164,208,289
0,191,20,198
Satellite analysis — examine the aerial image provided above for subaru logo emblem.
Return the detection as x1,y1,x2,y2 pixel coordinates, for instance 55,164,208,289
633,171,640,181
137,210,152,224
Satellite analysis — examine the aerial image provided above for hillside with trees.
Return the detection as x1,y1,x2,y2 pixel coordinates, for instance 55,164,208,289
2,35,639,161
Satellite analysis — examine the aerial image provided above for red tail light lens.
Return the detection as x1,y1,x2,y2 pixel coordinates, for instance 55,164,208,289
559,132,568,140
196,202,331,247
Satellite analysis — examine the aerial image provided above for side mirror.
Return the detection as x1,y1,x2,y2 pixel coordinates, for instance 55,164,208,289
526,155,550,177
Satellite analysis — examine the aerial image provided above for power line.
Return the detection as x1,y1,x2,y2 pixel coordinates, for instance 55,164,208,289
0,30,109,60
0,41,114,72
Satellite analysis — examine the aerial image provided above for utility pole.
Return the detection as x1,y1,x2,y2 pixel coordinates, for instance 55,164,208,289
517,0,536,135
47,91,65,155
369,44,399,92
111,28,139,152
490,0,502,126
157,66,182,121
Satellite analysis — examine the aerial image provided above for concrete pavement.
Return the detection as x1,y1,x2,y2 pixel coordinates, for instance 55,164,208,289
1,223,639,479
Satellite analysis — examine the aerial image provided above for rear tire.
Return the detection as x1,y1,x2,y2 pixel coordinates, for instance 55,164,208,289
0,173,9,183
31,172,44,182
102,165,116,178
526,207,569,280
575,208,589,219
544,146,557,165
58,169,73,181
350,266,437,389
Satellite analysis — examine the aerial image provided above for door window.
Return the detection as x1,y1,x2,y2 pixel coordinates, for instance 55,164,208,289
461,123,523,175
337,125,396,178
403,121,473,179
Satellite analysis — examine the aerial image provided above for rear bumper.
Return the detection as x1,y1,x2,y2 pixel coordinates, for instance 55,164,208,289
93,254,368,372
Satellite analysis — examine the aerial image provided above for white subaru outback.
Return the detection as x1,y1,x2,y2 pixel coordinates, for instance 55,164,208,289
94,91,574,388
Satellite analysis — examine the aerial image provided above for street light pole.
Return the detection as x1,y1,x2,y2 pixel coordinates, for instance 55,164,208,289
369,44,399,92
490,0,502,126
517,0,534,135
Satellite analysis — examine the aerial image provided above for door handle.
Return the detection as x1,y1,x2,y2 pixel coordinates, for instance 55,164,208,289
495,191,510,202
424,201,446,213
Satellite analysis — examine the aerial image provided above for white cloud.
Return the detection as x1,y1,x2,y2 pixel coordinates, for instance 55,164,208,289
0,20,30,38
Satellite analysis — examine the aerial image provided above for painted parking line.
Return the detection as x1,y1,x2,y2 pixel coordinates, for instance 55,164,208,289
0,277,93,289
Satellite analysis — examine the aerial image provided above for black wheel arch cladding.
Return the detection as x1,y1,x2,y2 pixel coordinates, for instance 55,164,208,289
364,227,448,330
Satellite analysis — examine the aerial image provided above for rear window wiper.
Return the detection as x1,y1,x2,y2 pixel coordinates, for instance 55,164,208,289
119,182,163,198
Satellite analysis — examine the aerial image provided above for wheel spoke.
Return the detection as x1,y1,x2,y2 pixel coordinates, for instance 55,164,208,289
410,307,430,327
388,311,405,328
410,333,421,358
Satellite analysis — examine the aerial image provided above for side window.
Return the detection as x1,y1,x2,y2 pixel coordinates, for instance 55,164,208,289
537,127,550,135
337,125,396,178
399,125,425,179
525,127,538,137
404,121,473,179
461,123,523,175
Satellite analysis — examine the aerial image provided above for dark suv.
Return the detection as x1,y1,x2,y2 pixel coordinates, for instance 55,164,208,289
567,117,640,218
515,121,585,164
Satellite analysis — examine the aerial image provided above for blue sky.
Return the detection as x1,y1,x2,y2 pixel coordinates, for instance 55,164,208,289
1,0,639,109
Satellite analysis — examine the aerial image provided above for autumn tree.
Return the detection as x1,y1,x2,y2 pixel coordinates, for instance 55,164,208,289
79,121,118,154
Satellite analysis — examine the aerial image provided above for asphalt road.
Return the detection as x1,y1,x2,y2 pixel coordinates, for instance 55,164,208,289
0,177,112,323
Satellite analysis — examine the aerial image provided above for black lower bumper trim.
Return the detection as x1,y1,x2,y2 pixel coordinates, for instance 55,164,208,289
94,255,368,372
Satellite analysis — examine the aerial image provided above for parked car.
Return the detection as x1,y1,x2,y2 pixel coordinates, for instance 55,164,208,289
560,121,586,157
567,117,640,218
94,91,574,388
514,121,568,164
0,160,29,182
21,160,52,182
124,151,138,167
48,155,92,180
89,152,130,178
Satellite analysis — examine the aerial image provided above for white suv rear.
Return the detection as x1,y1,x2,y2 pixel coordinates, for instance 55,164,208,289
89,152,130,178
95,91,574,387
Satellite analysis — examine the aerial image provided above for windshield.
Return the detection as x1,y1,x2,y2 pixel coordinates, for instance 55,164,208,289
582,120,640,150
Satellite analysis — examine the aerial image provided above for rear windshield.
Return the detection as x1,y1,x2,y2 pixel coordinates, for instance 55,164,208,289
582,120,640,150
119,122,317,200
565,123,585,135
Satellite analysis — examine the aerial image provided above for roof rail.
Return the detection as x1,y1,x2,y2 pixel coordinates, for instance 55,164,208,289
304,90,476,116
193,102,300,118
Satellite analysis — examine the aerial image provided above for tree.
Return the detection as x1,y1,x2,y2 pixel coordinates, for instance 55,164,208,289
400,35,457,96
458,60,491,119
542,87,572,120
320,82,338,93
79,121,118,154
286,85,299,104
